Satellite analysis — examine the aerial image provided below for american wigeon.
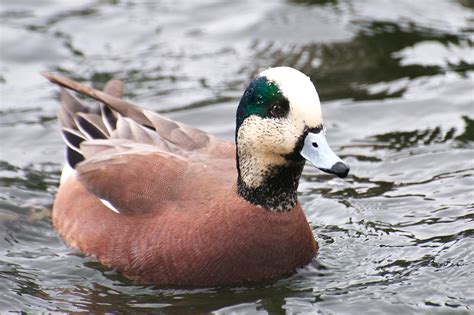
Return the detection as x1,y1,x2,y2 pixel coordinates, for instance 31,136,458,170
43,67,349,287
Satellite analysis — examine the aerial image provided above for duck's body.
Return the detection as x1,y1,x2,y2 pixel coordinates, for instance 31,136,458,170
44,67,348,287
55,174,316,285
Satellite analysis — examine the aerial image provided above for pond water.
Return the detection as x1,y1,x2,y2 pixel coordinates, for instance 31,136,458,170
1,0,473,313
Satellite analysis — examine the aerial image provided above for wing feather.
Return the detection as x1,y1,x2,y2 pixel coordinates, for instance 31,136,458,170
42,72,231,153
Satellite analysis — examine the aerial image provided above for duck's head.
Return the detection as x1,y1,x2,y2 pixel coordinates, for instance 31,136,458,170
236,67,349,211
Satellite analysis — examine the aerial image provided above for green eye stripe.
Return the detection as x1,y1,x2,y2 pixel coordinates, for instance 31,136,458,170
236,76,289,128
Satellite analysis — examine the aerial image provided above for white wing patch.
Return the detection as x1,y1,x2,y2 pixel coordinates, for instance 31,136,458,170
60,164,77,185
100,198,120,214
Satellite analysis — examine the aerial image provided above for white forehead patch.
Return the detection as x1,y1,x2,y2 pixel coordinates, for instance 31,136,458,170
259,67,323,127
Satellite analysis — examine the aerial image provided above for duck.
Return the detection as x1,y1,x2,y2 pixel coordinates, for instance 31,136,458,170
42,67,349,287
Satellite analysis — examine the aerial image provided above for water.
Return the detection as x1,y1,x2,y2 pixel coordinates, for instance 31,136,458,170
0,0,473,313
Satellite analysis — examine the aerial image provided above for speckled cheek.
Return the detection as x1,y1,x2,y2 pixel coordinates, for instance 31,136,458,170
245,117,299,155
268,119,301,155
237,116,304,155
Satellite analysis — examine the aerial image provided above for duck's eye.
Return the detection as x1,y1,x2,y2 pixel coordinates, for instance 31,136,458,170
312,142,318,148
270,104,279,115
270,103,286,118
268,98,289,118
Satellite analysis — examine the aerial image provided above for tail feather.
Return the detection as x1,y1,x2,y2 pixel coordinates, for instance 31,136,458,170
43,72,232,168
100,104,117,134
58,88,88,130
61,128,87,167
74,113,109,139
42,72,150,127
103,79,124,99
62,128,87,152
53,78,125,168
42,72,215,151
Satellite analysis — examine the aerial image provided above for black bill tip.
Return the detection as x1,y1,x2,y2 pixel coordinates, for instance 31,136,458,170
320,162,350,178
331,162,350,178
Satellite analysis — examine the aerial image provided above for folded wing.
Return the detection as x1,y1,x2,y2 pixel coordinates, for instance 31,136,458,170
44,72,236,214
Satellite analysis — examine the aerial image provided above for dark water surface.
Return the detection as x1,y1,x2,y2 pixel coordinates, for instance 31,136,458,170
1,0,473,313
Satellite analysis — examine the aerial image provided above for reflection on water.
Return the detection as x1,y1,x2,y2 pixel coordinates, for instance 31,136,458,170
370,115,474,152
0,0,473,313
253,20,472,101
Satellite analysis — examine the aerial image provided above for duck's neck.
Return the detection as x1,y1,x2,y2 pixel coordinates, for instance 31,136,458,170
236,150,305,212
